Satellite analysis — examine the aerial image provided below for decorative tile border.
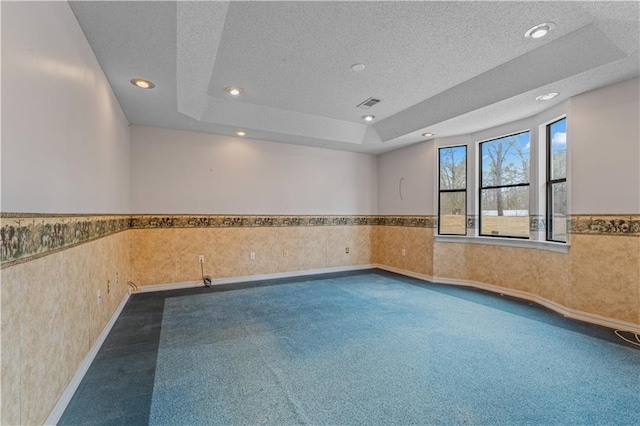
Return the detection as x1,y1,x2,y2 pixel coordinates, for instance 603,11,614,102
368,216,436,228
0,214,130,269
130,215,373,228
129,215,437,229
2,213,637,268
569,215,640,236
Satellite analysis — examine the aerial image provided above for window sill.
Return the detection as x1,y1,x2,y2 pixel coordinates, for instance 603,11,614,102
435,235,569,253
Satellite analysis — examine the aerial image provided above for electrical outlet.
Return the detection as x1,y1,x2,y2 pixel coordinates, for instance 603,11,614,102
115,272,119,284
402,248,406,256
107,279,111,294
97,290,101,305
345,247,349,254
250,252,256,261
198,255,204,263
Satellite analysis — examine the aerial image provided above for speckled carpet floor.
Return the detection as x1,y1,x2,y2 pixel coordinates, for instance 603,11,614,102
60,270,640,425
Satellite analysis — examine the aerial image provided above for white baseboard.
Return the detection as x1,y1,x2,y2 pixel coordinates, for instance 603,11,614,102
136,264,378,293
374,264,436,283
375,264,640,334
45,291,131,426
135,280,202,293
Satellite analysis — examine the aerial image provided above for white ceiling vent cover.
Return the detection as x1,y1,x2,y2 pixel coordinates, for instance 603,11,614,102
357,98,382,109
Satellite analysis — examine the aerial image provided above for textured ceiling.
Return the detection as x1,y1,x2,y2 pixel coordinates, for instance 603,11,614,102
69,1,640,154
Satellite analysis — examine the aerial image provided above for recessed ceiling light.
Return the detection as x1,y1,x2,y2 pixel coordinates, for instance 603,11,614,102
130,78,155,89
362,115,375,122
536,92,559,101
422,133,434,138
234,130,247,137
525,22,555,39
225,86,244,96
351,63,366,72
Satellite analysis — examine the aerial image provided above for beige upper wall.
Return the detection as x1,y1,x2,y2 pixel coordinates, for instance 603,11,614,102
569,77,640,214
1,0,636,218
377,141,436,215
130,126,378,215
377,78,639,216
0,1,131,214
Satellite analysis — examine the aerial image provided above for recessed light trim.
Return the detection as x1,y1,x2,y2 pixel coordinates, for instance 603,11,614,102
536,92,559,101
525,22,555,39
362,115,375,122
225,86,244,96
130,78,155,89
234,130,247,137
351,63,366,72
422,133,434,138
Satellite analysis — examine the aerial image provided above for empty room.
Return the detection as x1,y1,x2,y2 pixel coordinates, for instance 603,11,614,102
1,1,639,425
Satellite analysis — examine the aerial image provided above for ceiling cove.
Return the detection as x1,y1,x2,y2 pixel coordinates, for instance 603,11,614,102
69,1,640,154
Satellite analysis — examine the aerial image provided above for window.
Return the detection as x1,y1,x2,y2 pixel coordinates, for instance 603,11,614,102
546,118,567,242
436,113,569,250
479,131,530,238
438,146,467,235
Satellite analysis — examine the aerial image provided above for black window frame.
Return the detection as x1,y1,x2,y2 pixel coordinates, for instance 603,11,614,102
438,145,467,236
478,130,531,239
546,117,568,243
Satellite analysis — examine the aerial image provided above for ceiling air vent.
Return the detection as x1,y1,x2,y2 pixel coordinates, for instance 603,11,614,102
357,97,382,109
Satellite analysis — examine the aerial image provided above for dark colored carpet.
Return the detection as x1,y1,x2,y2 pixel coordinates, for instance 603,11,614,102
60,270,640,425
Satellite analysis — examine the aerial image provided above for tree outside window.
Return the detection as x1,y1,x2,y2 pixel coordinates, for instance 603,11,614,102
438,146,466,235
479,131,530,238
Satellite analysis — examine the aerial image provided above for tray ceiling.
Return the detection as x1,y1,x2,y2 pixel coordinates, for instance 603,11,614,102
69,1,639,154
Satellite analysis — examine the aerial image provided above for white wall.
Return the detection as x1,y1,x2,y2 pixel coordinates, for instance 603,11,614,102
130,126,378,215
1,1,131,214
569,77,639,214
377,141,436,215
378,78,639,217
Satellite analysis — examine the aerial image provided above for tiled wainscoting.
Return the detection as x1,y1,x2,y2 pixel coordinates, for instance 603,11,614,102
433,235,639,325
380,215,639,328
130,226,375,285
1,212,639,425
127,215,391,285
1,227,130,425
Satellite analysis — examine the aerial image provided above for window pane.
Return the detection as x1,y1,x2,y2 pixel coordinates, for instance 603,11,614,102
481,132,530,187
439,146,466,190
550,118,567,180
549,182,567,242
439,192,466,235
481,186,529,237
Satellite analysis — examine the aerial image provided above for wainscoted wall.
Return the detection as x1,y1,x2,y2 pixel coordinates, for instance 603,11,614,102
130,215,372,285
432,215,640,328
434,241,570,302
1,212,638,425
433,234,639,326
127,215,437,286
568,234,639,325
376,225,435,277
0,226,130,425
567,215,639,326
